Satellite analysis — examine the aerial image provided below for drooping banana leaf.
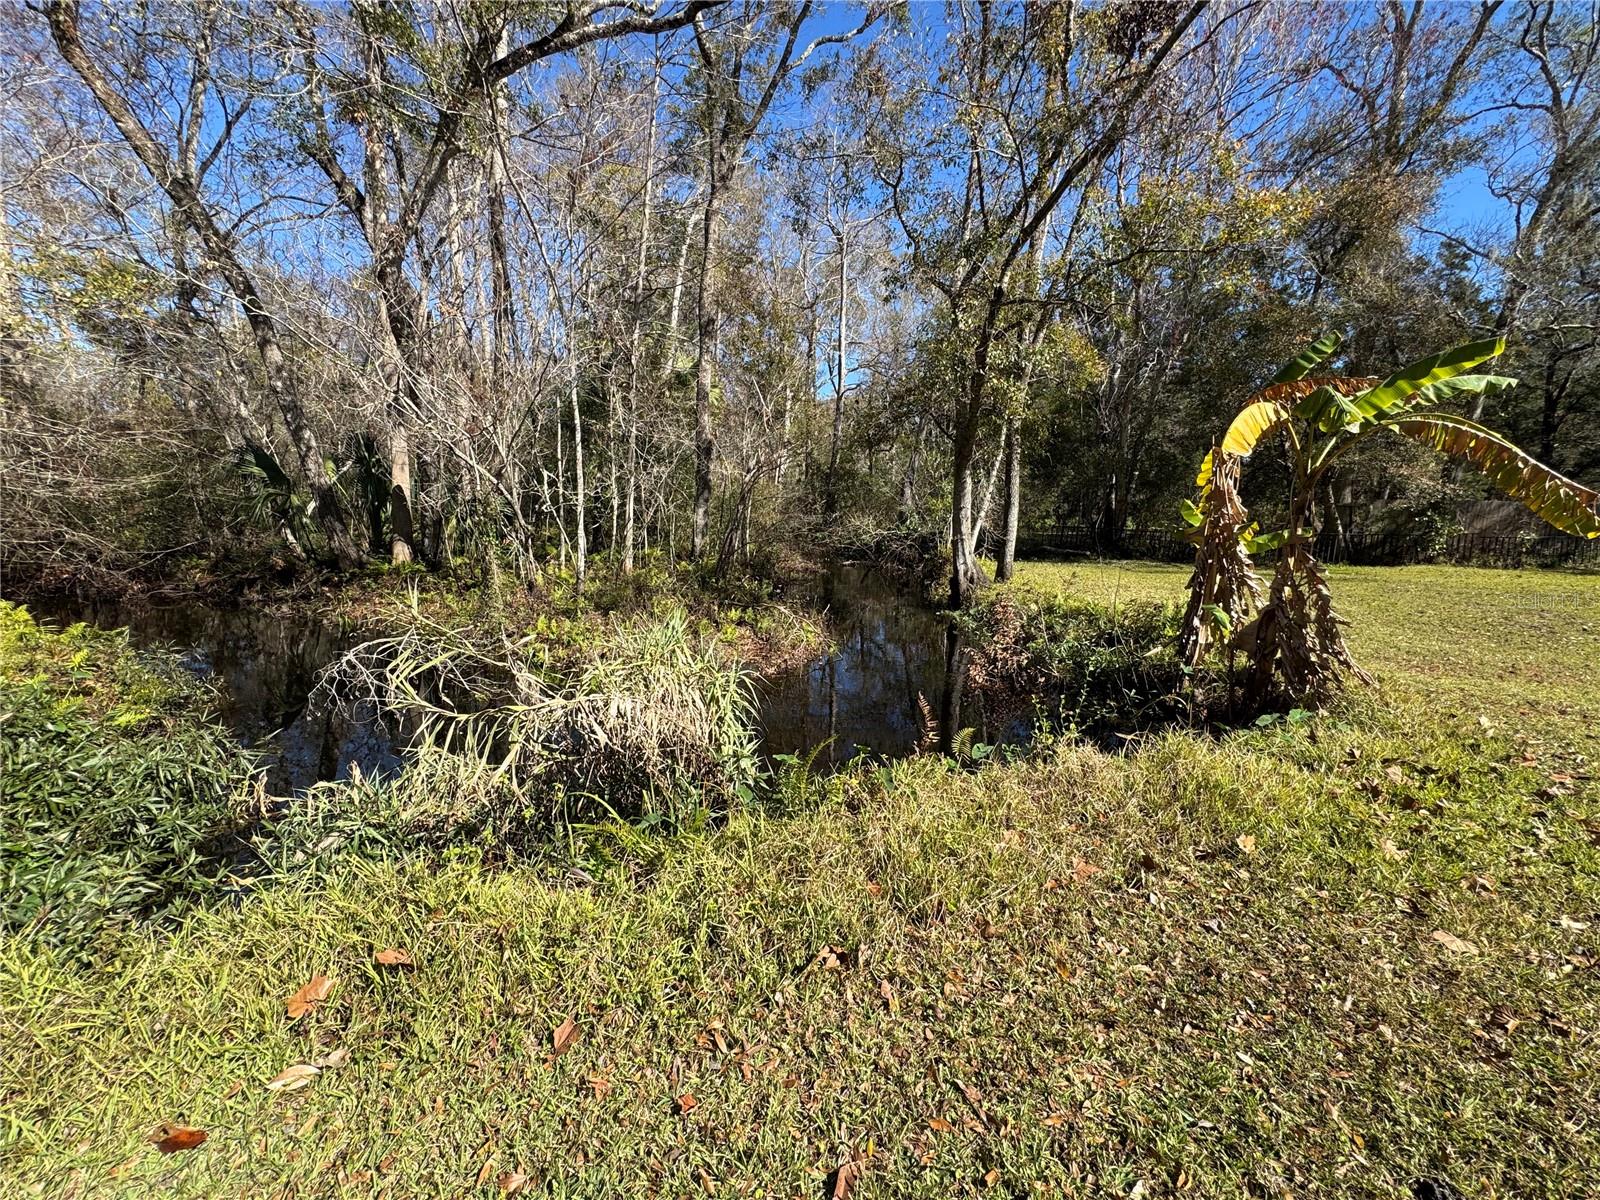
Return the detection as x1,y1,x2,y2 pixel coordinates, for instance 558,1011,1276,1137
1410,374,1519,408
1196,449,1215,489
1288,383,1367,433
1353,337,1505,420
1220,400,1293,457
1388,413,1600,539
1270,332,1343,383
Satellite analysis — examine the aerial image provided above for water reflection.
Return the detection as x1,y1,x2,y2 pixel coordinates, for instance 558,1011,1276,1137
21,564,1013,788
755,565,1001,766
21,598,401,795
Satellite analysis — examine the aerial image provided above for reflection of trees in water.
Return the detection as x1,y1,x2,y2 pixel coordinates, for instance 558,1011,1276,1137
762,566,965,766
28,598,396,794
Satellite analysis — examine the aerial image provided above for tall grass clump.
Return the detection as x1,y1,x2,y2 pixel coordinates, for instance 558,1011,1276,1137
318,605,760,834
0,602,255,951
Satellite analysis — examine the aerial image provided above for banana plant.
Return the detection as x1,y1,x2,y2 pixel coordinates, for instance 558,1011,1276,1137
1179,333,1600,702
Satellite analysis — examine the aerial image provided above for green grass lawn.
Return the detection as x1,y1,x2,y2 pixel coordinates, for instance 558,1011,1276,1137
1007,561,1600,748
3,565,1598,1198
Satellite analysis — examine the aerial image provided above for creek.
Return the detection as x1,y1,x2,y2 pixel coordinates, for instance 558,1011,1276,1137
21,565,1014,792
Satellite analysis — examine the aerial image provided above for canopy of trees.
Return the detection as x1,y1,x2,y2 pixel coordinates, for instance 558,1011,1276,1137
3,0,1596,601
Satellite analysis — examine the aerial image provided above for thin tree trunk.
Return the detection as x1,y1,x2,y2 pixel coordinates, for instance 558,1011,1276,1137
996,415,1022,581
623,59,660,572
571,340,587,588
826,222,847,519
968,438,1006,559
486,30,517,380
691,158,724,560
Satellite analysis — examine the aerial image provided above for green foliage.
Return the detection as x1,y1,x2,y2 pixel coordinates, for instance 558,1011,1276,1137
961,592,1192,736
0,603,255,952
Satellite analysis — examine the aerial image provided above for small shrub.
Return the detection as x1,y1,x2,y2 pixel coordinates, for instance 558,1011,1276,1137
960,593,1194,738
0,603,255,951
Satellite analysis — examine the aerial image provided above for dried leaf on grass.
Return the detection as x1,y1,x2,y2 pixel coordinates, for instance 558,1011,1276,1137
148,1124,207,1153
374,948,413,968
285,975,333,1020
1431,930,1479,955
830,1159,863,1198
552,1016,580,1058
265,1064,321,1092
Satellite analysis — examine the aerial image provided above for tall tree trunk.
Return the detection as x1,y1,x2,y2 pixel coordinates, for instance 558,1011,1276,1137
623,58,660,572
826,223,848,519
949,414,983,609
996,415,1022,581
358,31,417,565
691,161,723,559
571,343,587,588
486,31,517,380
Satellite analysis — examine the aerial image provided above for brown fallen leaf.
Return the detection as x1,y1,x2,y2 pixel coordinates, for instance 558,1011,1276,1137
498,1170,531,1196
265,1063,321,1092
927,1118,954,1133
675,1093,698,1115
984,1168,1000,1187
148,1123,207,1153
587,1075,612,1097
1235,834,1257,855
551,1015,580,1058
374,948,413,968
1072,859,1102,883
1041,1112,1069,1127
831,1159,863,1199
285,975,333,1020
1384,764,1407,785
864,881,883,897
313,1047,349,1070
1379,838,1407,861
1431,930,1479,956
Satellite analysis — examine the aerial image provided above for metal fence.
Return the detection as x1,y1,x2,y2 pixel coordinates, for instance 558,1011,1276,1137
1006,526,1600,570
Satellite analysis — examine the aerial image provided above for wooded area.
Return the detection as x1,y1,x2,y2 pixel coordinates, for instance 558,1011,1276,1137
3,0,1596,605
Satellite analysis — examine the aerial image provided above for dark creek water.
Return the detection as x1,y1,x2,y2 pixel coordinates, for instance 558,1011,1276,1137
20,566,1014,792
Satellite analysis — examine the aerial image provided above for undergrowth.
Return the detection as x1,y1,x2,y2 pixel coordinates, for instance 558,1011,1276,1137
0,602,257,952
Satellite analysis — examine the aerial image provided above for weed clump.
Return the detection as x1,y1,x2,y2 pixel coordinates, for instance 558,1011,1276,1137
315,604,761,836
959,592,1201,739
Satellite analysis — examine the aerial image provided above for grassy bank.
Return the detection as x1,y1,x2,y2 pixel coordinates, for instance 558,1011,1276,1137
2,567,1598,1198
